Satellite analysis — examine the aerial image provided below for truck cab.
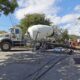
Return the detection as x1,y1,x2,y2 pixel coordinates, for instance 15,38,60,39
0,27,24,51
9,27,22,41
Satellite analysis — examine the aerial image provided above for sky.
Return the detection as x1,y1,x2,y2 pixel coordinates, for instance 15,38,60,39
0,0,80,36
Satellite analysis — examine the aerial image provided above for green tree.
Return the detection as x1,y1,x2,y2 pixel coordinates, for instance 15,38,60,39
61,29,69,42
0,0,18,15
69,35,78,41
19,13,51,34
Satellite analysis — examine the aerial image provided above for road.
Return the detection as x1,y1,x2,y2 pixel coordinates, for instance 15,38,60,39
0,48,80,80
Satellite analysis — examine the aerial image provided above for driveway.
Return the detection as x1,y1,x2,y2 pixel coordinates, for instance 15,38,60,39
0,48,80,80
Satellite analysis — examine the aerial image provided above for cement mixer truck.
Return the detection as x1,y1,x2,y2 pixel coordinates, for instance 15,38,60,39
0,25,61,51
27,25,54,40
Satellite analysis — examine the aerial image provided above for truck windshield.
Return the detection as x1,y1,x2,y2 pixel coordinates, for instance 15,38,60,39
15,29,19,34
10,28,14,34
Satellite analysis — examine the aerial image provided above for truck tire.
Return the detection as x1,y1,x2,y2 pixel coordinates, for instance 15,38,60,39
1,42,11,51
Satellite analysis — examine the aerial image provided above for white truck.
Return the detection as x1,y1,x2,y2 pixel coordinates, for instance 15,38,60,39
0,25,61,51
0,27,25,51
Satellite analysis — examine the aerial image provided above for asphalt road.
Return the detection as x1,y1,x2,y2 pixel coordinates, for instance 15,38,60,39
0,48,80,80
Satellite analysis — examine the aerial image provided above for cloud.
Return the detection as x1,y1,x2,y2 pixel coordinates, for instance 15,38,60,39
15,0,59,19
60,5,80,36
74,5,80,11
15,1,80,36
46,13,80,25
60,13,80,36
46,15,61,25
62,22,80,36
61,13,80,24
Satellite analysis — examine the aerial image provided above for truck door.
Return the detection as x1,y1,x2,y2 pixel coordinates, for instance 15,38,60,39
10,28,22,41
15,29,22,41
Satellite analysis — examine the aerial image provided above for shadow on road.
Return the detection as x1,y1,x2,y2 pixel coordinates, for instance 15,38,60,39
0,50,80,80
0,50,58,80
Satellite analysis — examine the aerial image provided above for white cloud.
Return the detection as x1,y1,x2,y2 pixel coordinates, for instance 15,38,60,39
62,22,80,36
61,13,80,24
46,13,80,25
74,5,80,11
46,15,61,25
60,5,80,36
15,0,58,19
15,1,80,36
61,13,80,36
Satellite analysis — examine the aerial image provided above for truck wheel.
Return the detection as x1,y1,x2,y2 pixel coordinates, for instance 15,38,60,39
1,42,11,51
